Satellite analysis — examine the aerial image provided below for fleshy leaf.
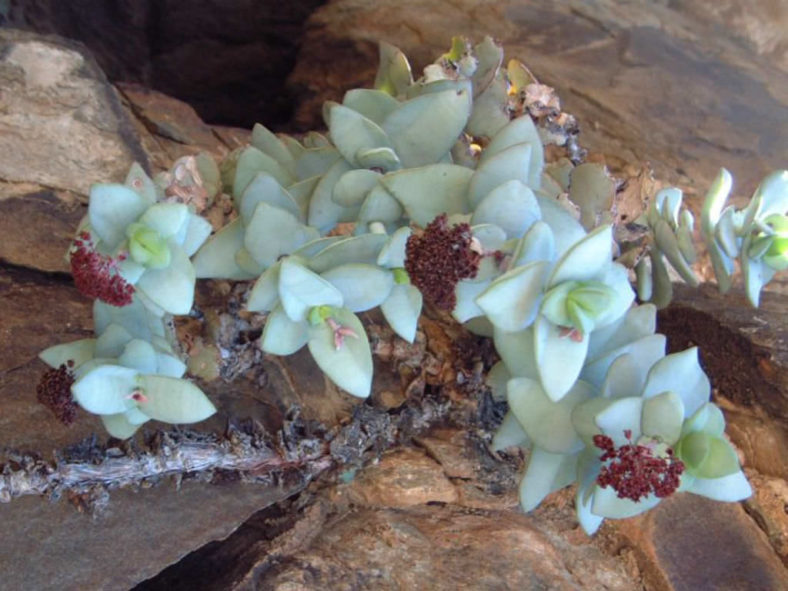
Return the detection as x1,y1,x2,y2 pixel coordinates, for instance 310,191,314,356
240,173,303,224
137,375,216,424
89,184,151,249
307,308,372,398
321,264,394,312
307,159,357,233
595,397,644,446
295,146,341,181
192,218,256,280
247,261,281,312
279,258,343,321
342,88,400,124
180,214,213,257
136,244,196,315
101,413,142,439
260,305,308,355
467,143,533,208
641,348,709,418
382,88,471,167
332,169,382,207
481,115,544,190
548,225,612,287
308,233,388,273
475,261,547,331
591,485,660,519
251,123,296,172
40,339,96,369
72,365,139,415
118,339,158,374
641,391,684,444
381,164,473,227
470,180,541,239
380,283,422,343
492,411,530,451
377,227,411,268
519,448,577,511
534,315,590,401
233,146,293,197
507,377,592,454
687,470,752,502
493,326,539,379
244,203,319,268
329,104,394,167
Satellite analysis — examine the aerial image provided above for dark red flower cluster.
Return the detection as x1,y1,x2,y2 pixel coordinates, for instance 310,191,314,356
593,431,685,502
70,232,135,307
36,361,78,425
405,214,481,310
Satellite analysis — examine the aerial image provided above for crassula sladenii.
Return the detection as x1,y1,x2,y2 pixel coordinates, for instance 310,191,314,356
37,37,787,533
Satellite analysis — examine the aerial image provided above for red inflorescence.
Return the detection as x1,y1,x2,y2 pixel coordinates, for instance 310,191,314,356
36,361,79,425
593,431,685,502
70,232,135,307
404,214,481,310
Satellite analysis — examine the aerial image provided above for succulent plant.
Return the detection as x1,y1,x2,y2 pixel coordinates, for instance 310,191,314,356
37,36,786,537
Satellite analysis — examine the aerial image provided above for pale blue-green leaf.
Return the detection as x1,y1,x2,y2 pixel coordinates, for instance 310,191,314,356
682,402,726,437
539,281,574,328
124,406,150,425
40,339,96,369
342,88,399,124
656,187,682,227
93,298,166,342
654,219,698,286
240,173,302,224
507,377,592,454
138,203,188,239
571,397,618,446
677,222,697,263
470,180,541,239
471,36,503,95
292,236,344,259
381,164,473,227
308,159,358,233
279,258,343,321
192,218,256,280
701,168,733,234
377,227,411,268
295,146,341,181
486,361,511,402
583,334,666,389
635,257,653,301
233,146,293,198
405,78,472,100
136,244,195,315
118,339,157,374
587,304,657,362
595,397,644,445
537,173,563,200
73,364,139,415
452,279,489,323
117,256,146,285
752,169,788,218
374,41,413,96
591,263,635,329
308,233,388,273
180,214,212,256
247,261,281,312
688,471,752,502
481,115,543,189
535,196,587,259
548,224,612,287
95,323,133,358
642,391,684,444
156,353,186,378
741,248,775,308
252,123,296,173
244,203,318,268
321,264,394,312
307,308,372,398
332,169,381,207
358,184,405,226
467,143,533,208
492,410,530,451
591,485,661,519
124,162,158,204
380,283,422,343
493,326,539,379
382,88,472,167
138,375,216,423
235,247,266,276
260,305,308,355
600,354,646,400
641,347,709,417
89,184,151,249
355,147,402,172
471,224,507,251
72,358,113,380
101,413,142,439
476,261,547,331
281,135,305,159
519,448,577,511
287,176,320,218
535,315,590,401
329,104,394,167
465,77,509,138
302,131,330,149
715,207,739,258
575,451,605,534
510,221,555,269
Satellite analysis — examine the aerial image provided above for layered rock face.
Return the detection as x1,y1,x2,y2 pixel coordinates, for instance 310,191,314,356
0,2,787,589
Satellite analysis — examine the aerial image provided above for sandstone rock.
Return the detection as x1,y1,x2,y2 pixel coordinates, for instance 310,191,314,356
289,0,788,193
0,29,149,195
239,504,638,590
614,493,787,591
336,447,459,507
